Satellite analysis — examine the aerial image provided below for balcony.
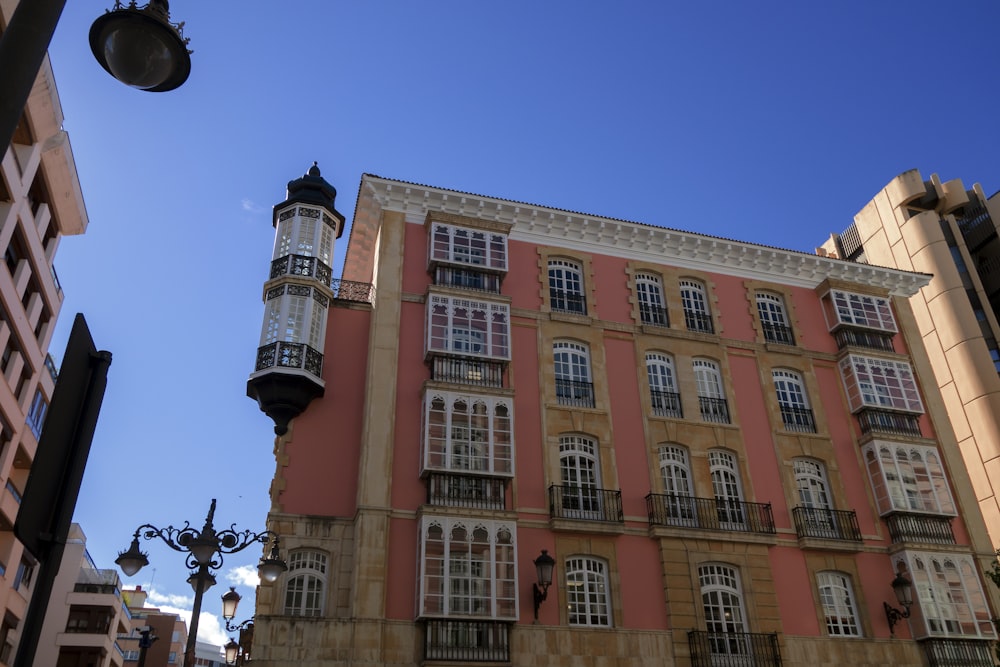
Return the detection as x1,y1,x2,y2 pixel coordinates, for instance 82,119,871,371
778,405,816,433
639,303,669,327
549,485,623,523
426,473,506,510
430,357,505,388
791,507,862,541
269,253,333,286
555,379,595,408
684,310,714,334
857,409,921,438
330,279,375,304
885,513,955,545
922,638,994,667
762,322,795,345
688,631,782,667
650,389,682,418
434,266,501,293
255,341,323,379
957,205,996,252
424,620,510,663
699,396,731,424
833,327,895,352
550,288,587,315
646,494,776,535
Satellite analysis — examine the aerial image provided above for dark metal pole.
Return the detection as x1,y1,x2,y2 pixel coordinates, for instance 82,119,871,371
0,0,68,154
184,565,208,667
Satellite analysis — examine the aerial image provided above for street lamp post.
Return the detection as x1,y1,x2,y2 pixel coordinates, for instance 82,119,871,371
116,499,286,667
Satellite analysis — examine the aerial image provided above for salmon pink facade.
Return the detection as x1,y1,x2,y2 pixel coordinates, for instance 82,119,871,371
247,170,1000,667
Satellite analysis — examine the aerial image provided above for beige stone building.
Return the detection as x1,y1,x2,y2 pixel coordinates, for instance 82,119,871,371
820,169,1000,549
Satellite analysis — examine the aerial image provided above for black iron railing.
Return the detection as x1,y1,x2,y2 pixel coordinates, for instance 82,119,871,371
791,507,862,541
646,494,775,535
688,630,782,667
427,473,506,510
255,341,323,378
555,379,595,408
431,357,505,388
549,485,623,522
270,253,333,285
779,405,816,433
762,322,795,345
650,389,683,418
684,310,714,334
858,409,922,438
434,266,501,293
885,513,956,545
330,279,375,303
922,638,994,667
834,328,896,352
424,620,510,663
550,288,587,314
640,303,670,327
699,396,731,423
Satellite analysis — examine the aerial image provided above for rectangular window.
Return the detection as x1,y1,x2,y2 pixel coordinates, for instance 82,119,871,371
26,389,47,439
430,223,508,271
423,391,513,476
830,290,897,332
864,442,956,516
427,295,510,360
840,354,923,413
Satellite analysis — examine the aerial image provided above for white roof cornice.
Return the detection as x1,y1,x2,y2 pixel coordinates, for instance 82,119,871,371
361,175,930,296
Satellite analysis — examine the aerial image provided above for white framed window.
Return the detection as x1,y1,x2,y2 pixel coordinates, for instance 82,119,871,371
647,352,680,417
419,517,517,619
757,292,794,344
259,285,329,352
659,445,694,524
273,205,337,266
283,550,328,617
549,259,586,314
559,435,602,518
681,279,713,333
892,552,995,639
694,358,729,423
817,571,861,636
566,557,611,627
636,273,668,326
710,450,745,527
430,223,507,271
554,340,594,407
773,369,815,432
840,355,923,413
423,391,513,476
863,442,956,516
830,290,897,332
427,295,510,360
699,563,749,656
794,458,838,537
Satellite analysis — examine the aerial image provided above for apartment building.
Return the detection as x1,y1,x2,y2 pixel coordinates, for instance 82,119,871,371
0,2,90,662
819,170,1000,552
245,167,1000,666
120,586,187,667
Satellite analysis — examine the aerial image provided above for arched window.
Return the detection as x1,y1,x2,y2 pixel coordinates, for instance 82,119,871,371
423,391,514,475
549,259,586,314
709,450,745,528
283,550,328,617
694,358,730,423
636,273,668,326
817,571,861,636
756,292,794,345
565,557,611,626
699,563,749,658
559,435,602,519
554,341,594,407
773,369,816,432
646,352,681,418
793,458,838,538
658,445,694,525
681,279,713,333
899,552,994,638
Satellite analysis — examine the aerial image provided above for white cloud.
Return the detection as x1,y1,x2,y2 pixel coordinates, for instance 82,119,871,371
146,588,194,609
225,564,260,588
157,605,229,648
241,198,264,214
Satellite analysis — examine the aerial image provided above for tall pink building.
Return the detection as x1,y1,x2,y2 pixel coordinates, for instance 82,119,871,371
246,168,999,666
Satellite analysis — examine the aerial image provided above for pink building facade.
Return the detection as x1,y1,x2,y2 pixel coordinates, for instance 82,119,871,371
247,169,999,667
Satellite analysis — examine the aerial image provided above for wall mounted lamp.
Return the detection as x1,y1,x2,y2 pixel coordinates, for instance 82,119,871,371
532,549,555,623
883,572,913,637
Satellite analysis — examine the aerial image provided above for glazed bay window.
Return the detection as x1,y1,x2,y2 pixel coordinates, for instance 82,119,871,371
427,295,510,360
840,354,923,414
831,290,897,332
863,442,956,516
419,517,517,620
892,551,995,640
430,223,508,271
423,391,513,476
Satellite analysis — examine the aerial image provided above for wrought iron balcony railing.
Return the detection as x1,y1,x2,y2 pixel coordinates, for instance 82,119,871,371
639,303,670,327
699,396,731,423
550,288,587,315
791,507,862,541
431,357,505,388
858,409,922,438
555,378,595,408
330,279,375,304
762,322,795,345
255,341,323,379
885,513,956,545
424,620,510,663
426,473,506,510
270,253,333,285
834,327,895,352
779,405,816,433
549,485,623,523
434,266,501,293
650,389,683,418
646,494,775,535
688,630,782,667
684,310,714,334
922,638,994,667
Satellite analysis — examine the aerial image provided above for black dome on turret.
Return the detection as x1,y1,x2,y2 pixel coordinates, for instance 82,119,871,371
272,162,346,236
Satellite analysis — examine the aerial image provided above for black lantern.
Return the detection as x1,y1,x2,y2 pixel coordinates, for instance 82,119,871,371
532,549,556,622
884,571,913,636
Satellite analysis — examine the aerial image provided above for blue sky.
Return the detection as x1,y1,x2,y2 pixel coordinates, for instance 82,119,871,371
37,0,1000,647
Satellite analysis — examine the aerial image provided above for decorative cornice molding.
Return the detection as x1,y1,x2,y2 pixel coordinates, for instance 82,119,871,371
361,175,930,296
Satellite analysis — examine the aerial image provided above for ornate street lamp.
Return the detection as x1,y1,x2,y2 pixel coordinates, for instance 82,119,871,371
883,571,913,637
532,549,555,623
116,499,286,667
221,587,255,665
